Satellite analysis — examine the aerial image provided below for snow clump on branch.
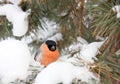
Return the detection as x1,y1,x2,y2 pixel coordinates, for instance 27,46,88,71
0,39,31,84
0,4,31,37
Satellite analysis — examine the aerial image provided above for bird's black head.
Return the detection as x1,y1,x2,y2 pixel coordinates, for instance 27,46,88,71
45,40,56,51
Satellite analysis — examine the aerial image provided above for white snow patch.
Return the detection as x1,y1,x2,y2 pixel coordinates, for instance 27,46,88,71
57,12,68,17
0,4,31,37
37,18,62,42
21,31,36,44
35,61,98,84
80,41,104,64
115,49,120,56
21,17,62,48
7,0,21,5
0,0,4,2
77,36,88,45
0,39,31,84
112,5,120,18
62,37,105,64
47,33,63,43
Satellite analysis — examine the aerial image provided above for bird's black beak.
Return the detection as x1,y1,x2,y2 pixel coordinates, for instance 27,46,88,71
49,45,56,51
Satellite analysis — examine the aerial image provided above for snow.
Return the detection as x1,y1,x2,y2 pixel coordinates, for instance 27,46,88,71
112,5,120,18
0,3,103,83
62,37,105,64
7,0,20,5
77,37,88,45
47,33,63,42
57,12,68,17
37,18,62,42
61,37,86,56
0,0,3,2
21,17,62,54
80,41,104,64
35,61,98,84
0,4,31,37
65,43,82,57
95,35,106,41
115,49,120,56
34,38,103,84
0,0,23,5
21,17,62,45
33,38,103,84
0,39,31,84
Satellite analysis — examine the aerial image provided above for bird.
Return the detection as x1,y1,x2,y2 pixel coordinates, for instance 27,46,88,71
34,40,59,67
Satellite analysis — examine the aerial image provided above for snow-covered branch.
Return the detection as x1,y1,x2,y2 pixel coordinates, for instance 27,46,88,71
0,4,31,36
35,61,99,84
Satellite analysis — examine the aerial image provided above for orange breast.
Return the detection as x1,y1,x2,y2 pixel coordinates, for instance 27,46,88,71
40,43,59,66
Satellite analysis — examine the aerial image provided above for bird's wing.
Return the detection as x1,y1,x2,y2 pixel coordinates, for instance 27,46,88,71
34,49,42,61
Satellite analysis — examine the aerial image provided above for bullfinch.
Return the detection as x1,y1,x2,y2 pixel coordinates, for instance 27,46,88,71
34,40,59,66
